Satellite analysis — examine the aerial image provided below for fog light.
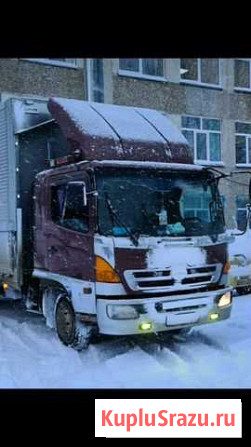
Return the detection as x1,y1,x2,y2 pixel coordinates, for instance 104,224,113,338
217,292,232,308
139,322,153,331
209,313,219,321
107,305,139,320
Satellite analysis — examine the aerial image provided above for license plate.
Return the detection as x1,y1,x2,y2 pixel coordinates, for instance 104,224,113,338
166,311,199,326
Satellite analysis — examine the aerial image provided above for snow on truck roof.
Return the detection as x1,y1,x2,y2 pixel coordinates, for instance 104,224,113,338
48,98,193,164
93,160,204,171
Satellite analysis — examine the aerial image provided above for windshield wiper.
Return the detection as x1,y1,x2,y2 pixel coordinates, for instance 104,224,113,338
104,193,139,246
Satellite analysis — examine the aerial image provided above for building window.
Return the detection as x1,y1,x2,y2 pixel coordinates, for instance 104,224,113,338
182,116,222,164
180,59,220,87
236,195,250,231
183,192,225,223
118,59,164,80
235,121,251,165
234,59,251,90
86,59,104,103
23,59,78,68
183,192,211,221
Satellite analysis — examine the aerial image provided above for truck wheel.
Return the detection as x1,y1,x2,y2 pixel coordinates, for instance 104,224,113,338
55,295,92,351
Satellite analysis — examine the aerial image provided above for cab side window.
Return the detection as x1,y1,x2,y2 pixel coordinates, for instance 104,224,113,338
51,182,89,233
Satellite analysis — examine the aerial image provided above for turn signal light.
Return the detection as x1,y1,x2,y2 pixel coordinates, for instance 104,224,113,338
223,260,231,274
95,256,121,283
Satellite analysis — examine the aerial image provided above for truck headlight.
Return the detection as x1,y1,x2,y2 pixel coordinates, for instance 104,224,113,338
217,291,232,308
107,305,139,320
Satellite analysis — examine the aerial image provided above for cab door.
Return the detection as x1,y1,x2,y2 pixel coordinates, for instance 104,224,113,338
43,171,95,283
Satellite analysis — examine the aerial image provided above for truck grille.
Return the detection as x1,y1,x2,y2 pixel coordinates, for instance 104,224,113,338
124,264,221,292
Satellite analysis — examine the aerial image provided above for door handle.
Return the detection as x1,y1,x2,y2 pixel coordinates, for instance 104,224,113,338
48,246,58,254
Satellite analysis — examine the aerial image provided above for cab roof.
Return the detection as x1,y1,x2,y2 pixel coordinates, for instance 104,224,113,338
48,98,193,164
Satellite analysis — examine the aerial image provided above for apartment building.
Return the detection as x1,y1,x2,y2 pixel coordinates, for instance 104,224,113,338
0,58,250,229
0,58,87,100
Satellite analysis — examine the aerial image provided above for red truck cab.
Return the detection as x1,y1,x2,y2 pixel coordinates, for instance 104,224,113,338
28,98,232,349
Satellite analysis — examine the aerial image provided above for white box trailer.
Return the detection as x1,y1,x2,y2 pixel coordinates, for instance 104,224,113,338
0,97,68,296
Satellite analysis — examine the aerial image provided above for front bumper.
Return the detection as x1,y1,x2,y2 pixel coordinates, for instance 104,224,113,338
96,287,232,335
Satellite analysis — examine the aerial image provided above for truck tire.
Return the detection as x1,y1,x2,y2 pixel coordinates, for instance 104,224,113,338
54,295,92,351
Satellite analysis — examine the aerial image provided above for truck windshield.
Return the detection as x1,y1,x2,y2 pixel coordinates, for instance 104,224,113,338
96,168,225,238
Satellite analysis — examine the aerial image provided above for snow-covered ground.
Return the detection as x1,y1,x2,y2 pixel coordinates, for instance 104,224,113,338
0,293,250,388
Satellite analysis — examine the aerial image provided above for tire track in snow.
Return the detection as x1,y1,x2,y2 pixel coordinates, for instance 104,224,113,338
86,329,229,368
117,329,231,374
135,337,190,370
90,336,136,361
186,330,230,352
